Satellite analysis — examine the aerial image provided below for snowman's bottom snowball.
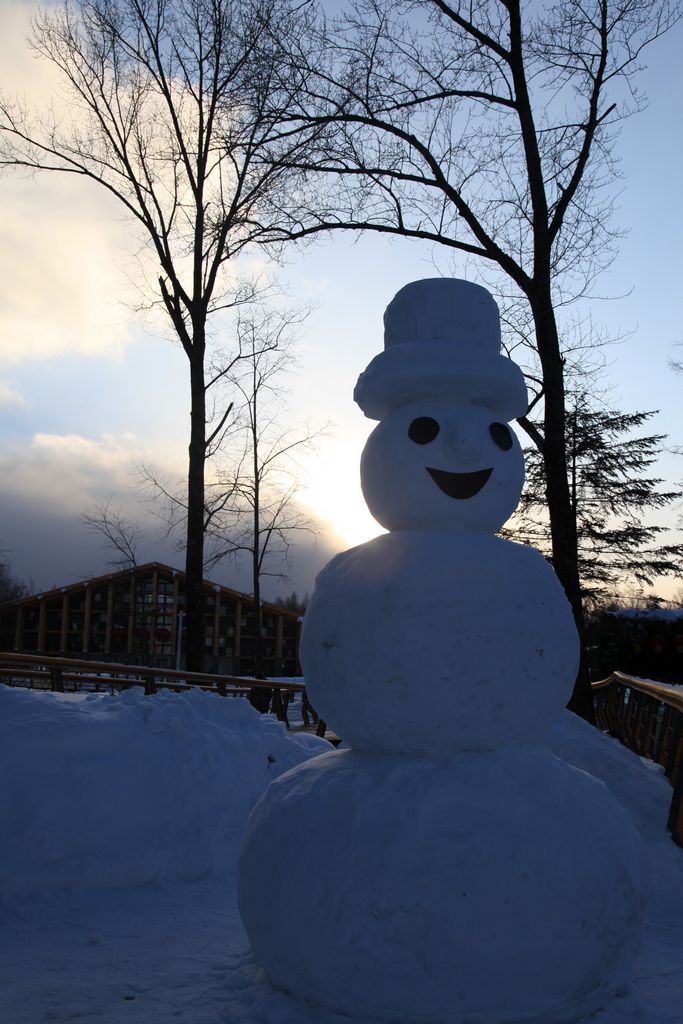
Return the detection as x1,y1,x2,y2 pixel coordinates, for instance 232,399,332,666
238,747,648,1024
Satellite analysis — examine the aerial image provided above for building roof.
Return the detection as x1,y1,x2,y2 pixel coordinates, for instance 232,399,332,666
0,561,300,620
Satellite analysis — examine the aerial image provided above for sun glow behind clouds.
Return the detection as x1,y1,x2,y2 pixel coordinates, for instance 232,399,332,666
299,440,384,550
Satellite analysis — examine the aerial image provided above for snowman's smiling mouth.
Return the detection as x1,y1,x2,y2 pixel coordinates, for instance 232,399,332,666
426,466,492,499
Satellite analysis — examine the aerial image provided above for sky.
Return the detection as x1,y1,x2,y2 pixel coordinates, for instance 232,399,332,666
0,0,682,603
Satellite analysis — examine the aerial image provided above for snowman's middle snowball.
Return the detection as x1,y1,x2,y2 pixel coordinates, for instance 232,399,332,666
300,530,579,754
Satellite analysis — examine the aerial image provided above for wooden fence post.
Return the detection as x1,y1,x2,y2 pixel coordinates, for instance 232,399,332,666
50,666,64,692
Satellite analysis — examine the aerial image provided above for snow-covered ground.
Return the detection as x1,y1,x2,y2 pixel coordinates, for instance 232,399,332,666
1,684,682,1024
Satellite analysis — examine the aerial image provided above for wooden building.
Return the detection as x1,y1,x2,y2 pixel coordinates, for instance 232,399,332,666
0,562,302,676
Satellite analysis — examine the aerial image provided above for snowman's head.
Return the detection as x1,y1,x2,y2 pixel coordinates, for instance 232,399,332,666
360,397,524,533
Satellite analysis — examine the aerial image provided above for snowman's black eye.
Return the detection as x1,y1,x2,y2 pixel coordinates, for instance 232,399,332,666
490,422,513,451
408,417,440,444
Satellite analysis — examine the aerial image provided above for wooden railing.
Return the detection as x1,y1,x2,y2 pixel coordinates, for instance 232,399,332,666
0,650,330,736
593,671,683,847
11,653,678,824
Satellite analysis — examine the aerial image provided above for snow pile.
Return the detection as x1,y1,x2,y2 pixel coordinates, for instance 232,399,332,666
547,711,672,836
0,684,328,899
547,711,683,906
0,688,681,1024
609,608,683,622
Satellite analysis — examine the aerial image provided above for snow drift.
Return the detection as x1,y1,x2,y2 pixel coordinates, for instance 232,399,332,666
0,684,328,898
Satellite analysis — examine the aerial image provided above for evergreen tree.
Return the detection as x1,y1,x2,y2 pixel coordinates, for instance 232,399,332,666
510,401,683,608
275,590,308,614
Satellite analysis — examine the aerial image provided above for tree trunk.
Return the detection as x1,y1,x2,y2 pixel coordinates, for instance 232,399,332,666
530,290,594,723
248,392,273,712
248,540,272,711
184,343,207,673
252,521,262,680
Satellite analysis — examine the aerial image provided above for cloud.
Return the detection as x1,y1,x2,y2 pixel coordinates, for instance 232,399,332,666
0,0,261,368
0,429,340,598
0,174,143,365
0,429,179,588
0,485,173,592
0,0,158,365
0,1,57,101
0,380,25,407
0,431,146,512
298,275,332,295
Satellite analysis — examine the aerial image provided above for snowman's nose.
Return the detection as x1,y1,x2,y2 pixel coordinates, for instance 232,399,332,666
443,424,480,461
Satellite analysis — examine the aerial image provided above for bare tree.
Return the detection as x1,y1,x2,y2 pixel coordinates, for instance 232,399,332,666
0,554,30,604
81,499,142,571
207,305,318,679
80,499,160,659
0,0,314,670
669,348,683,376
268,0,681,718
136,301,318,679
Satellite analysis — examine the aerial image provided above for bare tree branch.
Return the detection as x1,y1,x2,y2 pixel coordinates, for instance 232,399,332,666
81,499,142,569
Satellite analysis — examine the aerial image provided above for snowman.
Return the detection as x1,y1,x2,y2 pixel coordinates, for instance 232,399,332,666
238,279,648,1024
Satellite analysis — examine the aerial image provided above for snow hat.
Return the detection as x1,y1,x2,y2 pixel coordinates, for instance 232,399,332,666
354,278,528,421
